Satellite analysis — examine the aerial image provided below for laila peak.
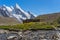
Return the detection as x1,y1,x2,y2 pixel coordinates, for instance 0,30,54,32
0,3,35,23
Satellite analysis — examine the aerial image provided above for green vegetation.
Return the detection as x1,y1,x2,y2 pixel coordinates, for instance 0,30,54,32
0,18,60,31
0,22,54,31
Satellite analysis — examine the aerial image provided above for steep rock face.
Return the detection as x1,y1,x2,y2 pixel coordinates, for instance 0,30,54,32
0,4,35,23
28,11,35,19
0,6,10,17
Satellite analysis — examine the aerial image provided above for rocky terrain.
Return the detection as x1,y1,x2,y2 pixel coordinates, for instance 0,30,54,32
0,29,60,40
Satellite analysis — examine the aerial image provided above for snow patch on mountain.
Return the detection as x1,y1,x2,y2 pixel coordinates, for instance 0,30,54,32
3,5,12,12
12,14,23,23
10,6,14,10
15,3,31,19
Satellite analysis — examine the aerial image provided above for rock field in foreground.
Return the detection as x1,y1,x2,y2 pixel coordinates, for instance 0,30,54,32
0,29,60,40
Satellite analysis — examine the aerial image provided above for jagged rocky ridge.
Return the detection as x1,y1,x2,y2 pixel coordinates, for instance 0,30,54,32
0,4,35,23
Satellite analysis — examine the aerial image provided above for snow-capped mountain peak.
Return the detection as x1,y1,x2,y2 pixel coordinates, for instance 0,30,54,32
2,5,6,10
0,4,35,23
3,5,12,12
15,3,31,19
16,3,21,9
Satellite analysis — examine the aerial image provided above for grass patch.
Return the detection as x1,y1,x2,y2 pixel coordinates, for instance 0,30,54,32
0,22,55,31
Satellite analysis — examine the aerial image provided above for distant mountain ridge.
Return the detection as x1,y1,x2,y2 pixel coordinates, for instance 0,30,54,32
36,12,60,22
0,3,35,23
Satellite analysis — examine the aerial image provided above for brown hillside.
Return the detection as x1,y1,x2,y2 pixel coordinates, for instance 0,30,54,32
36,12,60,22
0,16,20,25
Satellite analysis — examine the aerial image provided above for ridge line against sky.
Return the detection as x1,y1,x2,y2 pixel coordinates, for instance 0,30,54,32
0,0,60,16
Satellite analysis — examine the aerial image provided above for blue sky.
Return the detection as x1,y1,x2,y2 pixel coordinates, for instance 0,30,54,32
0,0,60,16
